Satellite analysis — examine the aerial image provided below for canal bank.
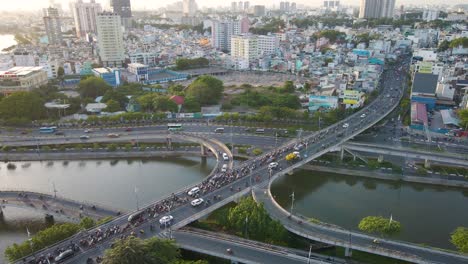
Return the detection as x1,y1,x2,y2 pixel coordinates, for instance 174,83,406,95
302,164,468,189
270,170,468,250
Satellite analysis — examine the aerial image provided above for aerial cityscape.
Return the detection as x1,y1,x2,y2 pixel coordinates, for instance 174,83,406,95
0,0,467,263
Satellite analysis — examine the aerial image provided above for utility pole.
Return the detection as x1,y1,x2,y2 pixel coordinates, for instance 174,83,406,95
230,119,234,153
52,182,57,198
134,186,139,210
289,191,295,216
307,244,312,264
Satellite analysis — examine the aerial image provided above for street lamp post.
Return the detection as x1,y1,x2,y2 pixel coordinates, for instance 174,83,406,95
289,191,295,216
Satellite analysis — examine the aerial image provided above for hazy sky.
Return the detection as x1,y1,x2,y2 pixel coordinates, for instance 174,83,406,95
0,0,465,11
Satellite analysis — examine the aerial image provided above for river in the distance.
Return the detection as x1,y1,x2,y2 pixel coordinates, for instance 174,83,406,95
0,34,16,52
271,170,468,250
0,157,215,261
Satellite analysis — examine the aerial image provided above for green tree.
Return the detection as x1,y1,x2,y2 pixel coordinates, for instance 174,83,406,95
57,66,65,85
219,197,288,244
185,75,224,105
451,227,468,253
78,76,111,98
104,99,121,112
438,40,450,52
102,237,179,264
153,96,178,112
5,223,81,262
102,89,129,108
358,216,401,237
0,91,46,121
183,96,201,112
79,217,96,229
449,37,468,48
459,109,468,128
168,84,185,96
137,93,159,112
280,81,295,93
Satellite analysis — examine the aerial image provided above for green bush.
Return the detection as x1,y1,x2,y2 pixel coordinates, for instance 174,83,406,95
252,148,263,156
108,144,117,152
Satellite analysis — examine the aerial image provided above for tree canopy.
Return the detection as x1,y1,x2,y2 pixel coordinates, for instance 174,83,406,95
175,57,209,70
451,227,468,253
104,99,121,112
102,236,182,264
185,75,224,106
136,93,178,113
358,216,401,237
213,197,288,244
0,91,46,122
78,76,111,98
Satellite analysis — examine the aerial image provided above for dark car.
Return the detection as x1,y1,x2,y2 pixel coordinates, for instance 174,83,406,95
55,131,64,135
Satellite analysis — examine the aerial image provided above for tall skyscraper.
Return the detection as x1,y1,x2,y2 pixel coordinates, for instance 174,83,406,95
359,0,395,19
183,0,198,16
231,2,237,11
243,1,250,11
70,0,102,38
110,0,132,28
43,7,62,45
96,12,125,67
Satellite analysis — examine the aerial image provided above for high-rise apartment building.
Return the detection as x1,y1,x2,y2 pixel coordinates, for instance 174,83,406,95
110,0,132,28
359,0,395,19
212,18,250,51
96,12,125,67
70,0,102,38
231,34,278,69
243,1,250,11
183,0,198,16
231,2,237,11
231,35,258,65
43,7,62,45
324,1,340,8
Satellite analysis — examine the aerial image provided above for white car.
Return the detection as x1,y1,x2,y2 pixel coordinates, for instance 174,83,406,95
360,114,366,118
84,129,92,133
159,215,173,226
79,135,90,140
221,164,228,172
191,198,204,207
222,152,229,161
342,123,349,128
187,187,200,196
268,162,279,169
293,151,301,158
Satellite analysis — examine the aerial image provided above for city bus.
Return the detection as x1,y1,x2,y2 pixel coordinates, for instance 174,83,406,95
214,128,224,133
39,126,57,133
167,123,183,131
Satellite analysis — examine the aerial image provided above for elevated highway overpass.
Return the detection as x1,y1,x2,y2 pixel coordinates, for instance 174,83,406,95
11,57,468,264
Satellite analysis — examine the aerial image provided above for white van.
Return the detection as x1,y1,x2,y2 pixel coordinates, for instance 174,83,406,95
187,187,200,196
221,164,228,172
222,153,229,161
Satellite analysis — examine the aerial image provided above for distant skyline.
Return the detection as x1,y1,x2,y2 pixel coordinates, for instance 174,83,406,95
1,0,466,11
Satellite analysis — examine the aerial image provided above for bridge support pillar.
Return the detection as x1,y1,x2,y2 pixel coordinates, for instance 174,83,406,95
345,247,352,257
378,155,384,163
0,206,3,217
424,159,431,169
200,145,207,156
340,147,344,161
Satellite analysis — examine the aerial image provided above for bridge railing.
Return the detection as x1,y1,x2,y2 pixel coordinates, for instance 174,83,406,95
0,189,124,215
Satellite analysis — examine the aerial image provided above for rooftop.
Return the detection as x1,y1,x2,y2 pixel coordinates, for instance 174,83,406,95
412,73,438,95
0,66,45,77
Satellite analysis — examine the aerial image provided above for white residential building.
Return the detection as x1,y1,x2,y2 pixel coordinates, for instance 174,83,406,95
258,35,279,55
70,0,102,38
96,12,125,67
231,35,258,67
